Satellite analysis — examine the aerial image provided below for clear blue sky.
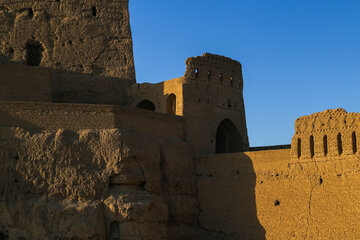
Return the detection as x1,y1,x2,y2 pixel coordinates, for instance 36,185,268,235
129,0,360,147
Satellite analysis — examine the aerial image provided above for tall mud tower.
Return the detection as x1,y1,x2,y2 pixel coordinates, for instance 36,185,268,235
0,0,135,82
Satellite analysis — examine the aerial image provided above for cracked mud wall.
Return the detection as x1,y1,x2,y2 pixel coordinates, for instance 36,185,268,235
0,125,200,240
0,0,135,82
197,149,360,240
197,109,360,239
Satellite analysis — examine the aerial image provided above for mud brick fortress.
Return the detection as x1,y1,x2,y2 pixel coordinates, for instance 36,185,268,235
0,1,359,240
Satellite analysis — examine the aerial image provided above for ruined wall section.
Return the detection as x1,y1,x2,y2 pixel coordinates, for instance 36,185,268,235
183,53,249,155
0,0,135,82
291,108,360,161
0,127,199,240
0,101,206,240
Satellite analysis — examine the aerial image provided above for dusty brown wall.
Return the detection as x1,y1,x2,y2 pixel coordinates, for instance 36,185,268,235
0,100,207,239
0,127,199,240
0,62,130,105
0,63,51,102
291,108,360,161
0,0,135,82
0,101,185,140
0,101,238,240
198,139,360,239
127,77,185,115
50,70,130,105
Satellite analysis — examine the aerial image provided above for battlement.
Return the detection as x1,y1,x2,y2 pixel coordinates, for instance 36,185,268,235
291,108,360,160
184,53,243,90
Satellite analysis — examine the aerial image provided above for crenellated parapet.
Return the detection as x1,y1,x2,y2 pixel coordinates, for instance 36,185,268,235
184,53,243,90
291,108,360,160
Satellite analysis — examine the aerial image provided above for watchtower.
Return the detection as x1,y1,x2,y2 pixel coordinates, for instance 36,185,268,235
129,53,249,155
182,53,249,154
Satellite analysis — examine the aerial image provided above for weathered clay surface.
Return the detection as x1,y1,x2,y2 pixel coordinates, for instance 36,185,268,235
130,53,249,155
0,0,135,81
0,127,198,240
291,108,360,160
197,109,360,239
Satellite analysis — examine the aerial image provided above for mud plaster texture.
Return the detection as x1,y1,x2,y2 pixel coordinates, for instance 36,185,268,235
130,53,249,155
0,0,360,239
198,109,360,239
0,0,135,81
0,127,201,240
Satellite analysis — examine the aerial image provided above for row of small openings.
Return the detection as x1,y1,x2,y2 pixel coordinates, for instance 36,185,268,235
197,97,235,110
194,68,237,87
297,132,357,158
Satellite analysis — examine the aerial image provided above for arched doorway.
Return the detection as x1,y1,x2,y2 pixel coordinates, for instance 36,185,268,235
136,99,155,111
166,93,176,115
216,119,244,153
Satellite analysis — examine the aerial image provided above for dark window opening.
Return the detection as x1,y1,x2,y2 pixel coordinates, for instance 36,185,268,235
208,70,211,80
337,133,343,155
216,119,244,153
136,100,155,111
227,98,232,108
92,6,97,16
310,135,315,158
352,132,357,154
230,76,233,86
297,138,301,158
166,93,176,115
28,8,34,18
26,41,43,66
108,221,120,240
219,73,223,82
195,68,199,78
323,135,328,156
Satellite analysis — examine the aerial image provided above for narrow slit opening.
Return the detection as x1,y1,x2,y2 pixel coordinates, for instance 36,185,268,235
310,135,314,158
352,132,357,154
337,133,343,155
323,135,328,156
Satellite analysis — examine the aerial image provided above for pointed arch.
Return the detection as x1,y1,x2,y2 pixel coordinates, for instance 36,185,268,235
216,119,244,153
166,93,176,115
136,99,155,111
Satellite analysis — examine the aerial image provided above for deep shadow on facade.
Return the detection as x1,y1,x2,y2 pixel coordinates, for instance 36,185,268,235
0,1,359,240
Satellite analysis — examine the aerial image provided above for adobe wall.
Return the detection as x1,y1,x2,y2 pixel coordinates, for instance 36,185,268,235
0,101,185,139
197,109,360,239
291,108,359,161
0,0,135,81
0,101,222,240
127,77,185,115
126,53,249,156
183,53,249,155
0,62,130,105
0,63,51,102
0,127,200,240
